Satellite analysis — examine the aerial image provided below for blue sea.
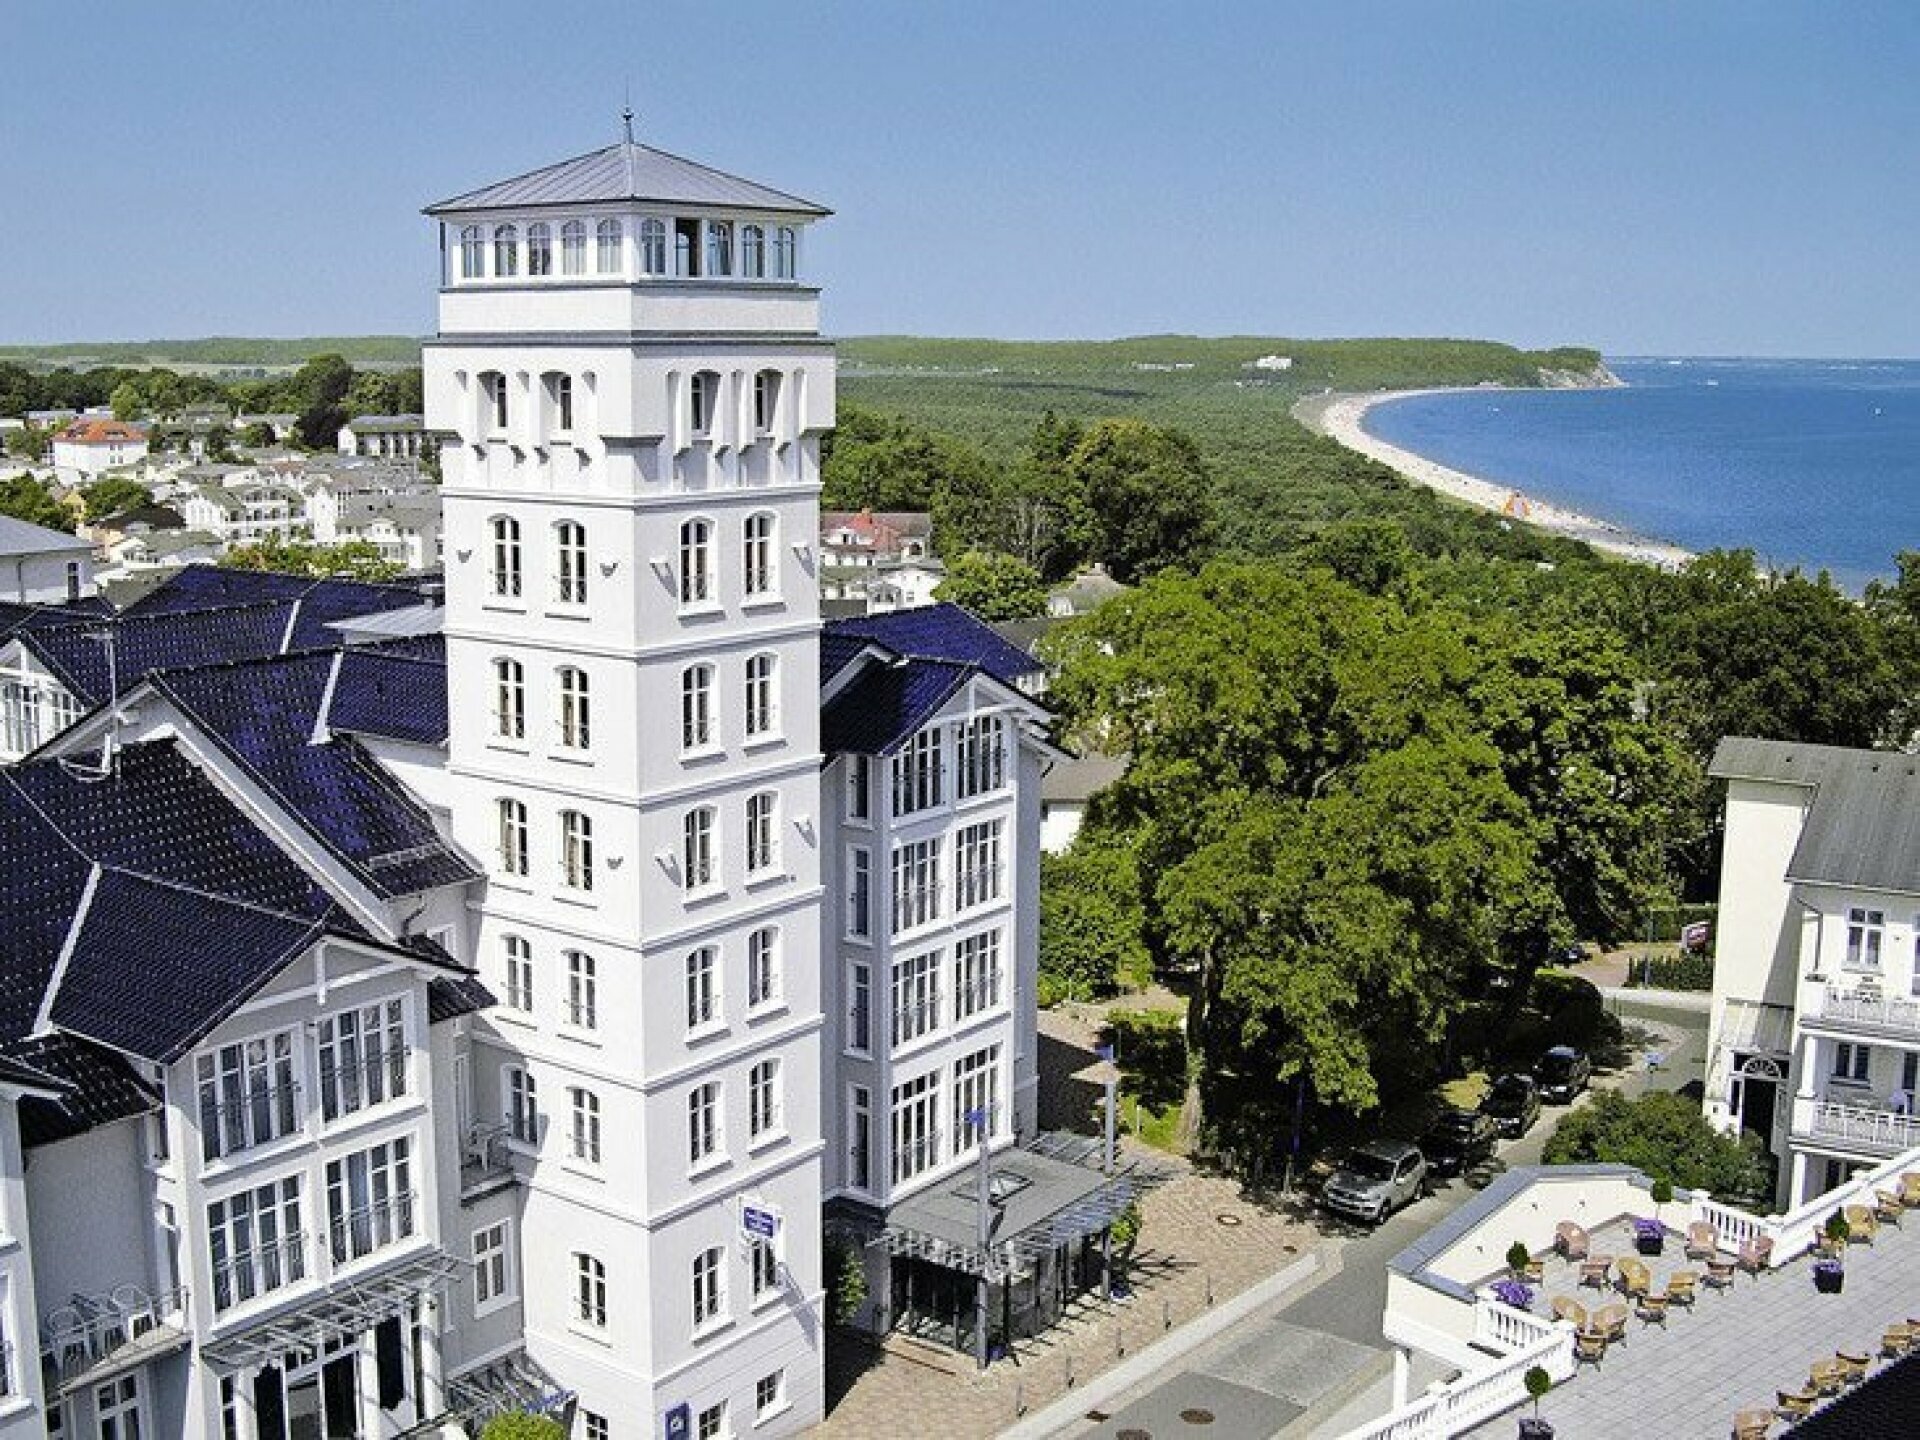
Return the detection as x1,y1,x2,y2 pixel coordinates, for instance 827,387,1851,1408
1360,358,1920,592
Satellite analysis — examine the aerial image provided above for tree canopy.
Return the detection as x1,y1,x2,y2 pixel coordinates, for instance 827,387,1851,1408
1542,1090,1772,1205
0,474,72,532
932,549,1048,621
221,536,402,582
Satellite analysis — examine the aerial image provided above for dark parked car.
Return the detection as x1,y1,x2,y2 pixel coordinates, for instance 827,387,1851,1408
1322,1140,1429,1224
1535,1045,1592,1104
1421,1107,1500,1178
1480,1074,1542,1138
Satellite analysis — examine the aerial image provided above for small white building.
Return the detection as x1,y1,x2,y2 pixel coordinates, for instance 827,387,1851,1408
339,415,428,459
49,418,149,484
0,513,93,605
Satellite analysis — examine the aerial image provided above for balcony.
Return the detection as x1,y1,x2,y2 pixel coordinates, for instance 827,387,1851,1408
212,1234,309,1316
41,1285,190,1391
1791,1096,1920,1157
328,1192,419,1268
1803,981,1920,1041
460,1122,520,1198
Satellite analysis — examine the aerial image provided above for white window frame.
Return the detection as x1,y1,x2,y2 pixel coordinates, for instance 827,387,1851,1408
679,518,715,605
683,806,717,893
892,951,941,1049
955,819,1004,911
746,926,780,1012
744,511,776,595
560,809,595,893
554,520,587,603
196,1027,298,1164
472,1220,515,1316
497,798,529,877
682,663,715,752
745,790,778,876
891,838,941,934
503,933,534,1013
527,222,552,277
560,219,587,275
956,714,1007,799
692,1246,726,1331
954,929,1004,1022
640,217,668,274
891,728,944,814
207,1178,305,1313
596,218,622,274
745,653,777,739
565,949,599,1030
493,224,519,277
686,946,720,1033
891,1071,940,1185
317,997,409,1124
489,514,521,595
1845,907,1885,971
557,666,591,750
325,1136,416,1267
575,1252,607,1328
688,1081,722,1169
952,1045,1002,1157
847,846,872,940
505,1065,539,1146
459,225,486,279
690,371,721,438
493,657,525,740
749,1059,781,1142
569,1087,603,1166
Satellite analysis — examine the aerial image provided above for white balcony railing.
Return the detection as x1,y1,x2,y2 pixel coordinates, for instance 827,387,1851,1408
1808,983,1920,1038
40,1286,189,1385
1793,1096,1920,1156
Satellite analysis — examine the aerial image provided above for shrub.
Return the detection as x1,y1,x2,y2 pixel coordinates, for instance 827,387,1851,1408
482,1416,566,1440
1507,1240,1532,1275
825,1236,868,1326
1105,1008,1188,1111
1109,1201,1142,1252
1531,970,1607,1048
1542,1090,1772,1204
1636,953,1714,991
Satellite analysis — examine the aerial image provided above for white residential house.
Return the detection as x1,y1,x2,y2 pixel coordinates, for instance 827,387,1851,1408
172,468,307,546
49,418,149,483
1704,737,1920,1207
0,514,93,605
339,416,428,460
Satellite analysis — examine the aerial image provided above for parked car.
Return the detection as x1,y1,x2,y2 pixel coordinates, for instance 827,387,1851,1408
1535,1045,1592,1104
1421,1107,1499,1178
1480,1074,1542,1138
1322,1140,1429,1224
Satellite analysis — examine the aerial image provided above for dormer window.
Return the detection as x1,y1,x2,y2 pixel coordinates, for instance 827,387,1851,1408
596,219,622,275
741,225,766,279
527,223,552,277
706,221,733,277
641,218,668,274
460,225,486,279
493,225,519,278
774,226,797,279
561,220,587,276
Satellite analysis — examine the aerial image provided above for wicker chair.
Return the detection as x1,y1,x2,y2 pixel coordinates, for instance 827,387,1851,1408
1550,1296,1588,1329
1835,1350,1870,1387
1686,1221,1720,1261
1775,1390,1815,1423
1579,1256,1613,1291
1555,1221,1591,1260
1731,1408,1773,1440
1882,1322,1912,1358
1664,1271,1699,1308
1705,1259,1737,1293
1737,1235,1774,1276
1808,1359,1844,1397
1844,1204,1878,1244
1900,1172,1920,1207
1615,1257,1651,1299
1874,1190,1903,1226
1635,1293,1670,1328
1574,1328,1607,1370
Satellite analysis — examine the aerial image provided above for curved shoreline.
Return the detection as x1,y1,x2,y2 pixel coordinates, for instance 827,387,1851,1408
1295,387,1696,570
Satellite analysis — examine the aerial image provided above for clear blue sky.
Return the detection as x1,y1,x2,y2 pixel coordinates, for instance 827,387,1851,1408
4,2,1915,356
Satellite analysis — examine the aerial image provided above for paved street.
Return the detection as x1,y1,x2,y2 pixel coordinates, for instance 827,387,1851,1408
1052,991,1709,1440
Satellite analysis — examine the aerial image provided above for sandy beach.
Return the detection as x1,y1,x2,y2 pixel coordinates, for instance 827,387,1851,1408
1295,388,1696,570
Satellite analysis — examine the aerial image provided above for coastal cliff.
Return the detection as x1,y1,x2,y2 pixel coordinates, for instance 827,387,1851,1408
1539,361,1624,389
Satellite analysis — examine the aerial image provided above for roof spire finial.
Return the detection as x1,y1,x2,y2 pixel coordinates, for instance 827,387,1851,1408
622,105,634,145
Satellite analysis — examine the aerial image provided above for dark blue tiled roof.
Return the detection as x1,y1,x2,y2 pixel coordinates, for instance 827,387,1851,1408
828,604,1046,687
154,653,474,898
327,639,449,745
8,1033,158,1147
26,602,296,704
0,598,111,640
429,973,496,1024
821,655,972,757
0,783,95,1040
821,631,872,684
49,869,326,1063
122,566,432,647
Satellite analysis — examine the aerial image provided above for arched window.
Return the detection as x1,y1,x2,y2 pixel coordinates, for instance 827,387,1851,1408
681,663,714,751
489,516,521,597
497,798,528,876
507,1066,538,1144
774,226,797,279
554,520,587,604
560,220,587,276
557,666,591,750
683,806,715,891
503,933,533,1011
747,926,780,1010
743,512,775,597
596,218,622,274
569,1086,602,1163
689,370,721,437
459,225,486,278
745,653,777,739
493,224,519,278
753,370,781,435
527,222,552,277
706,221,733,277
565,950,598,1029
574,1253,606,1327
740,224,766,278
678,519,714,605
745,790,777,875
492,657,525,739
560,809,594,891
640,218,668,274
491,518,522,599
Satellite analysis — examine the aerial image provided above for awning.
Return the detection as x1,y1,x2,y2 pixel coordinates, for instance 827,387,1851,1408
446,1351,574,1427
201,1253,466,1371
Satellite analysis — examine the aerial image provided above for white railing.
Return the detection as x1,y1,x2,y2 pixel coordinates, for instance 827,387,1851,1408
1792,1096,1920,1156
1340,1321,1574,1440
1810,985,1920,1036
1472,1296,1558,1354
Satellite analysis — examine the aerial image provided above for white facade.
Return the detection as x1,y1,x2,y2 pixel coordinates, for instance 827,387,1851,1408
50,420,149,483
426,150,836,1437
1704,738,1920,1207
0,516,93,606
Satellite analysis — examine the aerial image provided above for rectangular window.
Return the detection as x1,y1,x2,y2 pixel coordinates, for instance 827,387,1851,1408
954,930,1004,1022
682,666,714,751
207,1178,305,1312
325,1137,415,1265
892,951,941,1049
686,947,719,1031
473,1221,512,1312
583,1415,609,1440
891,729,944,814
506,1066,538,1145
688,1082,721,1167
196,1029,298,1163
576,1253,607,1328
849,1085,872,1190
952,1045,1002,1157
745,654,777,738
749,1060,781,1140
566,951,598,1029
692,1247,725,1329
684,808,716,891
849,963,871,1054
755,1369,785,1418
96,1375,143,1440
750,1237,780,1300
747,928,779,1010
562,222,587,276
848,846,872,939
891,1072,940,1185
560,810,595,892
746,791,777,874
1846,908,1885,970
317,999,408,1123
569,1087,602,1165
551,373,574,433
846,754,872,823
1833,1042,1872,1083
955,820,1004,911
891,838,941,933
956,714,1007,799
697,1403,726,1440
497,798,529,876
504,934,534,1012
483,373,509,432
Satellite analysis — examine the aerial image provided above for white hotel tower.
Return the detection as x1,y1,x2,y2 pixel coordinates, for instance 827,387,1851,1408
425,136,834,1435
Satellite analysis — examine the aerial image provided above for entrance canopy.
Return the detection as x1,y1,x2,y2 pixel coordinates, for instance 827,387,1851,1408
201,1254,465,1371
867,1133,1174,1282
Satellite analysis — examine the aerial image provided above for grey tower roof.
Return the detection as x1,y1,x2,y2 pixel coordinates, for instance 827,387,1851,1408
425,141,829,218
1710,736,1920,896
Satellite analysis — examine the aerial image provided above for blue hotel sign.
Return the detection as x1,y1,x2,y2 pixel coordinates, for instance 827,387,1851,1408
742,1204,778,1240
664,1402,690,1440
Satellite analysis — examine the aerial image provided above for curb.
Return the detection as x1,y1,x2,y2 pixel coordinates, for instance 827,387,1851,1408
999,1250,1326,1440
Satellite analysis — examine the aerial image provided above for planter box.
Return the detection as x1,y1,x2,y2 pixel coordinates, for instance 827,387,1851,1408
1814,1267,1845,1294
1518,1421,1555,1440
1635,1234,1665,1257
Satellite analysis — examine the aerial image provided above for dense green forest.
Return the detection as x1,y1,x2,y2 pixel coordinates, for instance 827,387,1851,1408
0,335,421,370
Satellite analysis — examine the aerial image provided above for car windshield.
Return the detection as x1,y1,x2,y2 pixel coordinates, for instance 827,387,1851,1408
1428,1114,1475,1141
1539,1053,1577,1080
1341,1151,1396,1181
1487,1079,1530,1109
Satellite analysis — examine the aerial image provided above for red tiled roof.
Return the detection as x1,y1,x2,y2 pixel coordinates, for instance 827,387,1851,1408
55,419,144,445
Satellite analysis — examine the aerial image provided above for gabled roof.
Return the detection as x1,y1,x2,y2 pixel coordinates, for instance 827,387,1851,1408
53,418,145,446
0,598,111,640
1711,737,1920,896
828,603,1048,688
152,650,472,898
326,638,450,745
0,513,92,557
11,1033,158,1148
426,140,829,218
821,655,974,757
23,601,297,705
122,566,434,644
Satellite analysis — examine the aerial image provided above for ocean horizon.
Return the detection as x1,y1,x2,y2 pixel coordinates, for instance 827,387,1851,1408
1360,357,1920,592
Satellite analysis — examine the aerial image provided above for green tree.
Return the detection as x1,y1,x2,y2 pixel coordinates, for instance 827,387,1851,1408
5,425,48,461
1542,1090,1772,1205
238,421,277,448
1040,833,1151,1001
933,549,1047,621
82,477,153,521
109,381,143,421
0,474,72,532
479,1415,566,1440
291,353,355,450
222,536,402,582
1066,419,1217,583
824,1236,868,1326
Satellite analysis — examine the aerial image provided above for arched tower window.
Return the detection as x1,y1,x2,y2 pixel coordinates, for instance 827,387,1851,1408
706,221,733,277
527,222,552,277
560,220,587,276
774,226,797,279
678,519,714,605
493,224,519,278
595,219,622,274
640,218,668,274
459,225,486,278
740,225,765,278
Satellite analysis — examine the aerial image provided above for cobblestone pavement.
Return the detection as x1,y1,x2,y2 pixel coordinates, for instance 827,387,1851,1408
816,997,1326,1436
